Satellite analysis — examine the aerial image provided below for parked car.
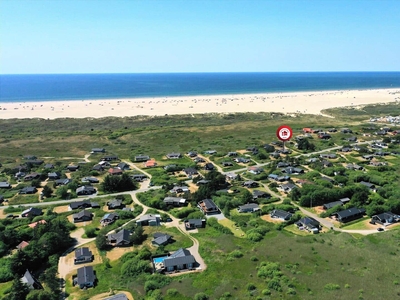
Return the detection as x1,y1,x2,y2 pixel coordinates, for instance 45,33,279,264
377,227,384,232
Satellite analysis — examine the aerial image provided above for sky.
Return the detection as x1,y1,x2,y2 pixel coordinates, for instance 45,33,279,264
1,0,399,74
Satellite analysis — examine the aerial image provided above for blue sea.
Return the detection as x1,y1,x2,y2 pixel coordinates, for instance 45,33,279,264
1,72,400,102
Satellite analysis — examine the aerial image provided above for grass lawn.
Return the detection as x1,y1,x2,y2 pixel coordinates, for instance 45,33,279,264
218,218,246,237
283,224,311,236
0,282,12,298
342,219,373,230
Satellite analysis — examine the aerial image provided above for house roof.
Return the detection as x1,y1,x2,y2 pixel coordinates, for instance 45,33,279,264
271,209,292,219
359,181,375,188
373,212,397,223
186,219,204,226
28,220,47,228
299,217,320,228
108,199,123,208
183,167,198,175
137,214,160,223
76,266,95,285
17,241,30,249
70,200,91,209
0,182,11,188
20,187,37,194
335,207,366,220
104,294,129,300
239,203,260,210
102,213,118,221
75,247,92,258
323,201,343,210
163,248,196,268
108,167,123,174
152,233,172,245
253,190,269,197
108,229,130,244
76,185,96,193
55,178,71,185
21,207,42,216
73,210,93,219
21,270,41,289
200,199,218,211
163,197,186,204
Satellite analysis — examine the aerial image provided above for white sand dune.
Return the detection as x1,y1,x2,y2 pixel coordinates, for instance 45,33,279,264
0,88,399,120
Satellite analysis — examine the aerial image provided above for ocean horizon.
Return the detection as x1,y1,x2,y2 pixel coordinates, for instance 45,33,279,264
1,72,400,103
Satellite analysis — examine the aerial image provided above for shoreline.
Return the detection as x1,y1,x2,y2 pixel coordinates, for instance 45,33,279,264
0,88,399,120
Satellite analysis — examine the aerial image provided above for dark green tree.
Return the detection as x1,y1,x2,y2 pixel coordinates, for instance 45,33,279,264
95,234,108,250
131,226,145,245
42,185,53,198
5,277,30,300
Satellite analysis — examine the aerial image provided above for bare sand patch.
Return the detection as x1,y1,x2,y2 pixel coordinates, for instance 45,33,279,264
262,214,284,223
106,246,135,261
53,205,70,213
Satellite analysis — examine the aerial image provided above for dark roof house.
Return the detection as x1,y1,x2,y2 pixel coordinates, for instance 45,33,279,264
74,247,93,264
237,203,260,213
76,186,96,196
108,229,131,246
73,210,93,223
73,266,96,289
333,207,366,223
323,201,344,210
152,233,172,247
297,217,320,233
198,199,219,215
21,207,42,218
184,219,206,230
101,213,119,226
107,199,124,209
271,209,292,221
371,212,399,225
136,214,161,226
157,248,196,273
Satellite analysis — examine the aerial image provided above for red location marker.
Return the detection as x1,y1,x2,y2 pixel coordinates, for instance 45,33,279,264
276,125,293,142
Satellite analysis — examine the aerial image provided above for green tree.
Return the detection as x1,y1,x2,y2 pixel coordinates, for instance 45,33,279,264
42,185,53,198
131,226,145,245
5,277,30,300
56,185,69,199
95,234,108,250
297,139,316,151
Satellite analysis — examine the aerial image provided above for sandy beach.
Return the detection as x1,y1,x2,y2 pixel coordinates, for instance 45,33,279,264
0,88,399,120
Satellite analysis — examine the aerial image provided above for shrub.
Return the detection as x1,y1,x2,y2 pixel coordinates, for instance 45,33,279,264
84,227,96,238
262,289,271,295
194,292,209,300
229,250,243,258
167,288,178,296
246,283,256,291
324,283,340,291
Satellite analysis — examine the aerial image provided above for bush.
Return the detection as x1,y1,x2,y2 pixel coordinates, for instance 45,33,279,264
84,227,97,238
262,289,271,295
229,250,243,258
194,292,209,300
167,288,178,296
324,283,340,291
